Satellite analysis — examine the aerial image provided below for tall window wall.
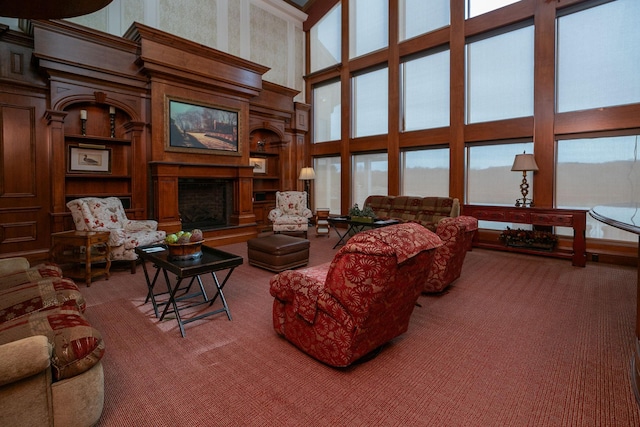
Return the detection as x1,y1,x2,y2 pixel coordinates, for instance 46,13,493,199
306,0,640,245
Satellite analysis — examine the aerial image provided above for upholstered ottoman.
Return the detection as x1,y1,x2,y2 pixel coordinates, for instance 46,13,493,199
247,234,310,272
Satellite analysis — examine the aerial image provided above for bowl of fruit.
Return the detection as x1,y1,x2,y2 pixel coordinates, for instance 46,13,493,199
164,229,205,261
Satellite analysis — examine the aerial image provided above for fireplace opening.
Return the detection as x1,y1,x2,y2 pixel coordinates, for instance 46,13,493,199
178,178,233,231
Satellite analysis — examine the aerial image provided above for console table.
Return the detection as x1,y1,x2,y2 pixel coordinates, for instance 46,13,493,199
590,204,640,406
462,205,587,267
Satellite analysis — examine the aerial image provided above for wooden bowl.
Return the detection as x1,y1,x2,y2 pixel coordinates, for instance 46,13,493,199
166,240,204,260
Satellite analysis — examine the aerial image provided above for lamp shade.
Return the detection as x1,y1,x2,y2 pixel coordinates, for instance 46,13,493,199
298,167,316,180
511,153,539,172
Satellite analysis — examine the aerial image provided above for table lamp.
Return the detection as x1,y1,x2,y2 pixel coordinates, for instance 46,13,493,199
511,152,538,207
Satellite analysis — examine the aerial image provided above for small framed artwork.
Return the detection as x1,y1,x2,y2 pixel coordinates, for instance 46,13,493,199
250,157,267,174
68,146,111,173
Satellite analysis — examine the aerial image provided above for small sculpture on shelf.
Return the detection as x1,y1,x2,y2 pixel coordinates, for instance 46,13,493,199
256,139,266,152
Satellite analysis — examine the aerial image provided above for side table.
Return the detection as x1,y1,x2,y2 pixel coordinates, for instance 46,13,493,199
316,208,331,237
51,230,111,286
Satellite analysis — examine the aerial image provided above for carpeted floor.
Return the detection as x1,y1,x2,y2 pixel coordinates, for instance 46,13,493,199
81,233,640,426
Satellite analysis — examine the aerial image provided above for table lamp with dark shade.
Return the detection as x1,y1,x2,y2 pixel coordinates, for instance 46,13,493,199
511,152,539,207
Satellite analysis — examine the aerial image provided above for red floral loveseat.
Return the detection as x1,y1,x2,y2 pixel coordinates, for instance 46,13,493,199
269,223,442,367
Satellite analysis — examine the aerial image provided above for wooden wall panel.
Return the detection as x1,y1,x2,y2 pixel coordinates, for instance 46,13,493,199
0,105,35,196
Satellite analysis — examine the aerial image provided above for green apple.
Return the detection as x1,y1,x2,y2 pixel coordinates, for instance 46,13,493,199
165,234,178,244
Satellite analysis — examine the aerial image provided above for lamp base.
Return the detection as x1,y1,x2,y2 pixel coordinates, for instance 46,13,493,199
515,198,535,208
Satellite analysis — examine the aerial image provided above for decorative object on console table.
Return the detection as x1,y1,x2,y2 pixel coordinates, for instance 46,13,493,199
299,167,315,209
511,152,539,207
499,227,558,251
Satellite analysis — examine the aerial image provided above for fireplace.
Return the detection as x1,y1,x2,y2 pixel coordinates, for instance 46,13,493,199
178,178,233,230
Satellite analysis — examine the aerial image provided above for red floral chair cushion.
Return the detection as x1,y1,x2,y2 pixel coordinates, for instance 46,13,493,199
423,215,478,293
270,222,442,367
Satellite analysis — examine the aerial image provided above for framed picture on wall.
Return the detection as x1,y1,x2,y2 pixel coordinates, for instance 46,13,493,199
68,145,111,173
250,157,267,174
166,98,240,155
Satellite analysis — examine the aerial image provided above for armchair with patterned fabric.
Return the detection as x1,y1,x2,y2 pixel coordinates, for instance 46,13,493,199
269,223,443,367
423,215,478,293
267,191,313,238
66,197,166,272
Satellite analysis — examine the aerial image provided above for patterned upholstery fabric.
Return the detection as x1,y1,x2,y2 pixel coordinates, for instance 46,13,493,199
0,262,63,291
66,197,166,261
268,191,313,235
423,216,478,293
0,308,104,381
270,223,443,367
0,278,86,323
364,195,460,231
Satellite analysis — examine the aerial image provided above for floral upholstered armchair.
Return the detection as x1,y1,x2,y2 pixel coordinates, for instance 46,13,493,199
269,222,443,367
268,191,313,238
66,197,166,272
423,215,478,293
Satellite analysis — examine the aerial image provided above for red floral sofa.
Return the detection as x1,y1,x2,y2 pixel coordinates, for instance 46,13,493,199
0,258,104,427
425,215,478,293
269,223,443,367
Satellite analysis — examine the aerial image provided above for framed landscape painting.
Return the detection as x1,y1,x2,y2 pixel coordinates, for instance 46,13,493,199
166,98,240,155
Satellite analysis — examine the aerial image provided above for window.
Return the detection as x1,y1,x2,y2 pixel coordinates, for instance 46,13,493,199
466,142,534,205
467,0,521,18
401,148,450,196
399,0,449,41
314,157,342,214
310,3,341,73
466,24,534,124
556,135,639,242
556,0,640,113
313,80,341,143
402,49,450,131
352,67,388,138
349,0,388,59
352,152,388,208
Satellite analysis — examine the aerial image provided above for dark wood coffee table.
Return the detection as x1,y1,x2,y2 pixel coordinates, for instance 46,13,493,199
327,217,400,249
135,244,243,337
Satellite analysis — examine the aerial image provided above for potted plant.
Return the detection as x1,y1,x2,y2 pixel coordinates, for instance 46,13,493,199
349,204,376,223
499,227,558,250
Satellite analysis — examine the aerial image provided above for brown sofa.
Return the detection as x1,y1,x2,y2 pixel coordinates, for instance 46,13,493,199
363,195,460,231
0,257,105,427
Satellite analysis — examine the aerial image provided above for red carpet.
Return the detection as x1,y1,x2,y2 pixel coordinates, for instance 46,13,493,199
80,234,640,426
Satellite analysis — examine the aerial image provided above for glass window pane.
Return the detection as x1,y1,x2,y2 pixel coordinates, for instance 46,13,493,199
466,142,534,205
466,142,534,230
353,68,388,138
314,157,342,214
399,0,449,41
401,148,450,196
310,4,341,73
556,0,640,112
313,80,341,143
403,50,450,131
556,135,639,242
349,0,388,59
467,0,521,18
352,153,388,208
466,25,534,124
